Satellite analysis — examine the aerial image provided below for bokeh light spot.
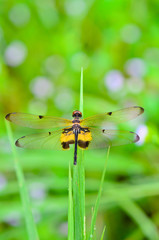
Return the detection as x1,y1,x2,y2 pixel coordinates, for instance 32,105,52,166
65,0,86,16
59,222,68,236
125,58,146,77
28,100,48,115
35,0,59,28
104,70,124,92
144,47,159,65
44,55,65,77
32,208,41,223
127,77,144,93
136,124,148,146
9,3,30,27
4,211,21,227
29,182,46,201
71,52,89,71
4,40,27,67
54,89,74,112
30,76,54,99
0,174,7,191
121,24,141,44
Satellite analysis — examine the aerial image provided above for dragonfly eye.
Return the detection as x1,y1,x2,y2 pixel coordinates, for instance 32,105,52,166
72,110,82,118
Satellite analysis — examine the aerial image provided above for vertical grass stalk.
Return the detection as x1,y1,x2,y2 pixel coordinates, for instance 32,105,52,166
89,146,110,240
72,67,85,240
5,120,39,240
79,67,85,239
100,226,106,240
68,160,74,240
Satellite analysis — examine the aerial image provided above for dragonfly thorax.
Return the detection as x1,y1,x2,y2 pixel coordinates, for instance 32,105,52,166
72,124,81,133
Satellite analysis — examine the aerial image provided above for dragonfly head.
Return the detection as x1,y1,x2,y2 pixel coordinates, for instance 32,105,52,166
72,110,82,118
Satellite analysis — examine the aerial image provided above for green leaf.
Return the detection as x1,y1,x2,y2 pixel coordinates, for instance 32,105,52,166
89,146,110,240
5,120,39,240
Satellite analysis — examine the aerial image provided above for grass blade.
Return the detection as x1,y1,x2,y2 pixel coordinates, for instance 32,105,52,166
73,67,85,240
119,199,159,240
73,165,83,240
89,146,110,240
100,226,106,240
78,149,85,239
68,160,74,240
5,120,39,240
79,67,86,239
79,67,83,113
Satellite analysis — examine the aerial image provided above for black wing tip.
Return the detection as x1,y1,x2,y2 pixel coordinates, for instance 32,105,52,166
140,107,144,114
130,131,140,143
135,133,140,143
15,136,25,147
5,112,17,120
5,113,11,120
15,139,20,147
134,106,144,114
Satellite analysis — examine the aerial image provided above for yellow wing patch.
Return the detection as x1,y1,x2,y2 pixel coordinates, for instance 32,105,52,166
78,130,92,149
60,130,75,142
78,131,92,142
60,130,75,150
60,128,92,150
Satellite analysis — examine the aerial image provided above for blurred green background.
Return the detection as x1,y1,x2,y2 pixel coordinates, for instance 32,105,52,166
0,0,159,240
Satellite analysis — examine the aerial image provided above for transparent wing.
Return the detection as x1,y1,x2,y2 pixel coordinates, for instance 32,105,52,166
86,128,139,149
81,106,144,127
15,129,64,150
5,112,72,129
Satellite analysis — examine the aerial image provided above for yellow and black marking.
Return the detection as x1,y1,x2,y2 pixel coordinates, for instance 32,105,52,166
78,128,92,149
60,128,75,150
60,128,92,150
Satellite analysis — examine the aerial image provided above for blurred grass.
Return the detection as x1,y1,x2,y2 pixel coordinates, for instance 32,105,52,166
100,226,106,240
119,199,159,240
5,120,39,240
0,0,159,239
89,147,110,240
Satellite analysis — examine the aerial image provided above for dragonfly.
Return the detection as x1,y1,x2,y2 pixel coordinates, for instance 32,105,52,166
5,106,144,165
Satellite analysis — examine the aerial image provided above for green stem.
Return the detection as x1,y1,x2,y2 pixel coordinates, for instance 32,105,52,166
79,67,83,114
73,67,85,240
68,160,74,240
89,146,110,240
5,120,39,240
100,226,106,240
